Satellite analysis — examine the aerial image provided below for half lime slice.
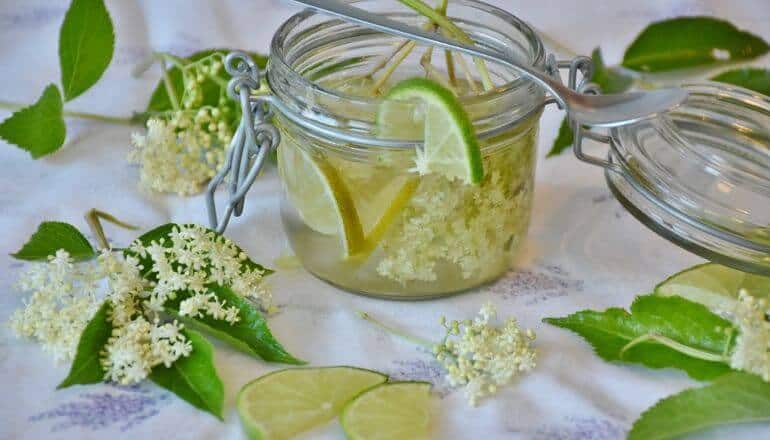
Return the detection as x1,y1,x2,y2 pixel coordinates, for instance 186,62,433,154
378,77,483,184
237,367,387,440
655,262,770,312
341,381,432,440
277,142,366,257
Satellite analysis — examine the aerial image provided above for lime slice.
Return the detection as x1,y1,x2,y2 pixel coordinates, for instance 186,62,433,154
341,382,432,440
277,143,366,256
655,262,770,312
378,77,483,185
237,367,387,440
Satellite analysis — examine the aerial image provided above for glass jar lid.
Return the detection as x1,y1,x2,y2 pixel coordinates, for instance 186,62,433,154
606,82,770,275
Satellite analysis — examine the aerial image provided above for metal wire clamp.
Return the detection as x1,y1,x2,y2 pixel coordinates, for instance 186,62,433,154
205,51,280,233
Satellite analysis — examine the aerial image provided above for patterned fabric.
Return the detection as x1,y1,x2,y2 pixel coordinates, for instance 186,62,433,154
0,0,768,438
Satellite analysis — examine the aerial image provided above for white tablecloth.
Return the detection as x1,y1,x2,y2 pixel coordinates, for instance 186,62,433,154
1,1,769,438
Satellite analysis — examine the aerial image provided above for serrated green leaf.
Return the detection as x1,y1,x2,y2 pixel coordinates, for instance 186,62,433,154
622,17,769,72
591,48,633,94
58,302,112,389
0,84,65,158
166,284,303,365
146,50,267,113
12,221,95,261
58,0,115,101
544,294,735,380
629,372,770,440
712,68,770,96
150,329,224,420
547,117,573,157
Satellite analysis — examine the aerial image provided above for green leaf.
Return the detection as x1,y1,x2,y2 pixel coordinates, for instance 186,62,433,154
546,117,573,158
58,0,115,101
0,84,66,158
629,372,770,440
712,68,770,96
146,50,267,113
622,17,769,72
165,284,303,365
150,329,224,420
12,221,95,261
591,48,633,94
544,294,735,380
58,302,112,388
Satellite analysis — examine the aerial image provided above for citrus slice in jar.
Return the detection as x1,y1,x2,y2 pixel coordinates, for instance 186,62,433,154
277,142,366,256
378,77,484,185
341,381,433,440
237,367,387,440
655,262,770,312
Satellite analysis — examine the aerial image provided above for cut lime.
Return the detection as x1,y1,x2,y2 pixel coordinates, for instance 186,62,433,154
378,77,483,185
277,142,366,256
341,382,432,440
237,367,387,440
655,262,770,312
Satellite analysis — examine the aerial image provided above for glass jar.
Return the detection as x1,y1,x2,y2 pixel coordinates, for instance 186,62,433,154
266,0,547,299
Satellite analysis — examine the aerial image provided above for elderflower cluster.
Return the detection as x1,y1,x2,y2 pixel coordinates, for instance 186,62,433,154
433,303,536,406
129,55,234,196
9,250,102,363
725,289,770,381
9,224,272,385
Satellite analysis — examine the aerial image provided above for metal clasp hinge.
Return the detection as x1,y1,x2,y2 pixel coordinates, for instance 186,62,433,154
546,55,622,173
205,52,280,234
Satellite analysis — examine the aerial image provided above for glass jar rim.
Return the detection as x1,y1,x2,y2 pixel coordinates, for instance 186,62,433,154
267,0,547,147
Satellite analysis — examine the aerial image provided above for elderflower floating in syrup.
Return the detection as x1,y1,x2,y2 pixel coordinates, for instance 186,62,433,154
9,224,273,385
359,302,536,406
434,303,537,406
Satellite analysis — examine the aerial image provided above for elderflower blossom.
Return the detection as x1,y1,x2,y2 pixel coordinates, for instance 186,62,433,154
9,223,273,385
8,250,102,363
433,302,536,406
129,55,234,196
724,289,770,381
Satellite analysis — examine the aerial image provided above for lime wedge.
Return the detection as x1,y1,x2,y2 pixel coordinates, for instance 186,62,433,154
378,77,483,184
277,143,366,256
655,262,770,312
237,367,387,440
341,382,432,440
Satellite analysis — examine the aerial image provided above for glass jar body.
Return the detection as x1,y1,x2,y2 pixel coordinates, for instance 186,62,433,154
268,0,547,298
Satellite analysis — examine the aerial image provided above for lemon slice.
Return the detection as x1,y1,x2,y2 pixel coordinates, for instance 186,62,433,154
341,382,433,440
277,143,365,256
237,367,387,440
655,262,770,312
378,77,483,184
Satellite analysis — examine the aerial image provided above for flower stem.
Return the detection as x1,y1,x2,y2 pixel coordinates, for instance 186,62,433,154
0,100,136,125
621,333,729,363
85,209,139,251
398,0,494,90
357,311,435,348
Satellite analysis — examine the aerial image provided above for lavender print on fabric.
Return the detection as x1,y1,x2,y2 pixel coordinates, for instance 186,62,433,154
30,383,170,432
533,417,626,440
487,264,584,305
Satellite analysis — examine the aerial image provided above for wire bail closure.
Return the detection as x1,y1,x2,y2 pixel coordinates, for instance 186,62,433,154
545,55,622,173
205,52,280,233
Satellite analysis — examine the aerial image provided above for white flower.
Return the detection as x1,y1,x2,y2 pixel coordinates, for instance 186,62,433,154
434,302,536,406
10,223,272,385
724,289,770,381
